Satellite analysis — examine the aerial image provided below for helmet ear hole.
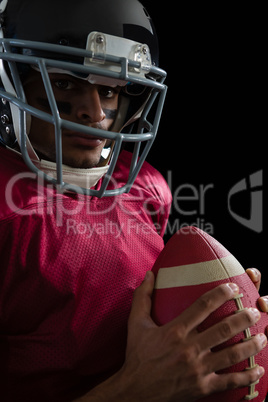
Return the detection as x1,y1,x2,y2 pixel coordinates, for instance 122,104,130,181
0,94,17,148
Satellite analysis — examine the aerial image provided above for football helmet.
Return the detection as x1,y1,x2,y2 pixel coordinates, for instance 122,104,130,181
0,0,167,197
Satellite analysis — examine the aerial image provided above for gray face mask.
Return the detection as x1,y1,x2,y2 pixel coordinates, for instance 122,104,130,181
0,0,167,198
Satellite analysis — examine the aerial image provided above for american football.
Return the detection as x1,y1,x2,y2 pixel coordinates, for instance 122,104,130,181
151,226,268,402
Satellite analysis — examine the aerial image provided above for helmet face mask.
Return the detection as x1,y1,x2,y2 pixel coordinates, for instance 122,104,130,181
0,0,167,197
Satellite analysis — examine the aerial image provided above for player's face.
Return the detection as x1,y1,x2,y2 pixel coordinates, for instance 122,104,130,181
23,71,120,168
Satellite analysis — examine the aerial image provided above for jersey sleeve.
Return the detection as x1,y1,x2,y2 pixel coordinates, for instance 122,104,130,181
129,158,172,238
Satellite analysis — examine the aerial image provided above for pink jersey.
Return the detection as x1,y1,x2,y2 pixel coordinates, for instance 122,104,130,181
0,147,172,402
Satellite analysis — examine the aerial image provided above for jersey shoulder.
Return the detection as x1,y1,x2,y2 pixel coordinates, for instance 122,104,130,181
114,150,172,206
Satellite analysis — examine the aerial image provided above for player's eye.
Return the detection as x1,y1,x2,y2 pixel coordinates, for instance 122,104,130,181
53,80,75,90
98,86,120,99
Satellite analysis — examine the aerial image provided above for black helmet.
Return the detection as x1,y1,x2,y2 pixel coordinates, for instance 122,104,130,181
0,0,167,197
4,0,159,64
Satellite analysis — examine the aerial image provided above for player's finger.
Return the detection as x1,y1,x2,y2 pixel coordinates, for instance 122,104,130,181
168,283,240,333
206,333,267,374
258,296,268,313
208,365,265,395
198,307,261,350
128,271,155,327
246,268,261,292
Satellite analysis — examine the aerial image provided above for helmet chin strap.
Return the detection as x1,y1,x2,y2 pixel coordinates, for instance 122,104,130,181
34,158,109,191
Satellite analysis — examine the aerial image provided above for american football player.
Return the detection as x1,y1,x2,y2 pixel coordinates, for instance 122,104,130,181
0,0,267,401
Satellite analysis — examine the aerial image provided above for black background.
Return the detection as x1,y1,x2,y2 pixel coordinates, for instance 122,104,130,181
141,2,266,295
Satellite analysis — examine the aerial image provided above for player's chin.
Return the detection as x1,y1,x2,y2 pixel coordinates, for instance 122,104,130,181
62,146,105,169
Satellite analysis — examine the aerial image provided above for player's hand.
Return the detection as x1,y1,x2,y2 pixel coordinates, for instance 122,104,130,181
246,268,268,313
118,271,266,402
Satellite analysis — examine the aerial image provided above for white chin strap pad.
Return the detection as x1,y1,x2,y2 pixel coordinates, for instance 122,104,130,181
34,159,109,190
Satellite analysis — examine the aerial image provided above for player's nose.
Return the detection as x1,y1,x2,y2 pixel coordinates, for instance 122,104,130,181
75,87,106,124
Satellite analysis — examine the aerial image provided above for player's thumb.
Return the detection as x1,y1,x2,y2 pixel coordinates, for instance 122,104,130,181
128,271,156,331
